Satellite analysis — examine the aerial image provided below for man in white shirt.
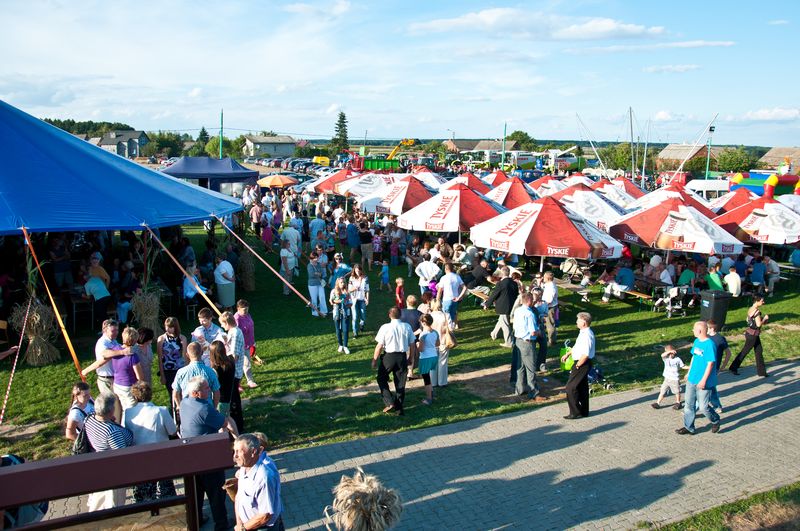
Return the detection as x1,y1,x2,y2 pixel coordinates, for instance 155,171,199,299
560,312,596,419
723,266,742,297
280,224,302,264
437,263,467,329
414,253,440,296
763,255,781,296
372,307,416,415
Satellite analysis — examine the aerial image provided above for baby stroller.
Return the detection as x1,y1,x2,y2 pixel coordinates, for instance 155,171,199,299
559,258,582,282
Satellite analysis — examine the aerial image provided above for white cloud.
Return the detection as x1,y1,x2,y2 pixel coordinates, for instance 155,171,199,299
741,107,800,122
187,87,203,98
767,19,789,25
332,0,351,16
410,10,663,41
643,64,700,73
284,1,350,16
569,40,734,54
325,103,341,115
283,3,315,15
552,18,664,40
653,110,677,122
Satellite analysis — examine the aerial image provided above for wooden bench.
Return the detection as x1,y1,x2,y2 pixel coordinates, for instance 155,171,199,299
555,279,591,302
621,290,653,311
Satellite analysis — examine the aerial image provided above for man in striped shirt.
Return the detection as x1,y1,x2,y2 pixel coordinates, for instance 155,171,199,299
83,392,134,511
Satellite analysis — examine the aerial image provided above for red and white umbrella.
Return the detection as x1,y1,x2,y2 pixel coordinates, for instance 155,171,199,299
709,187,758,215
714,196,800,245
397,183,504,233
440,172,491,194
535,179,568,197
313,168,359,194
610,197,742,255
551,184,626,232
610,176,646,199
470,197,623,261
482,169,510,187
410,168,448,190
590,180,637,209
529,174,557,192
627,183,716,219
335,172,399,197
358,176,433,215
561,175,594,188
483,176,537,209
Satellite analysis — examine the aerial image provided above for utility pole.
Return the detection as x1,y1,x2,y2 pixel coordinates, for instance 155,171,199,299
219,109,224,159
705,125,715,179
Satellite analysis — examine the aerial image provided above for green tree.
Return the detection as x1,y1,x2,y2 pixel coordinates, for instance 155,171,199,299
231,135,247,158
506,130,537,151
329,112,349,157
205,136,234,158
260,130,277,137
294,145,327,158
717,147,755,173
684,156,718,174
186,141,207,157
197,127,210,143
141,131,183,157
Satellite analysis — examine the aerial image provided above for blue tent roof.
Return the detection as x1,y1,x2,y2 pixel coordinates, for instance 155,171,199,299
0,100,242,235
162,156,259,180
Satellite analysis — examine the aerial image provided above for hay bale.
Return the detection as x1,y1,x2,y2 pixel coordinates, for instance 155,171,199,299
328,467,402,531
10,298,60,367
131,291,161,332
239,251,256,292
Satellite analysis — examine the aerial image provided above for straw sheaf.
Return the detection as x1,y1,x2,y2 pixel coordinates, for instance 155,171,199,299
131,291,161,332
330,467,402,531
10,298,60,366
239,251,256,292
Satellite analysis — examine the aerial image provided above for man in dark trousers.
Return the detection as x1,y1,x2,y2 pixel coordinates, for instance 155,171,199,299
400,294,423,380
484,266,519,349
179,376,239,530
372,307,416,415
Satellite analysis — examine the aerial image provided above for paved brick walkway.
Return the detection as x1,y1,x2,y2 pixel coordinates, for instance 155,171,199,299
273,360,800,530
42,360,800,530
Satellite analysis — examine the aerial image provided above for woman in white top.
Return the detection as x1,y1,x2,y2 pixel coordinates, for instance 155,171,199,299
122,381,177,502
348,264,369,337
428,299,450,387
65,381,95,441
416,313,440,406
560,311,596,419
279,239,297,296
214,253,236,309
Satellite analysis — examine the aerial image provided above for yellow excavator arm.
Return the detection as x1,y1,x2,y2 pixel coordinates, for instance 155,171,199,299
387,138,417,160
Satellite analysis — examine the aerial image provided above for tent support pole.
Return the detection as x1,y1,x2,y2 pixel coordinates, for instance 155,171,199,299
215,216,316,311
540,256,545,273
21,227,84,380
144,226,222,318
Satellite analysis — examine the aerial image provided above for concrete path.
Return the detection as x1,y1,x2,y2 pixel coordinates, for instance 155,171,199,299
273,360,800,530
42,360,800,530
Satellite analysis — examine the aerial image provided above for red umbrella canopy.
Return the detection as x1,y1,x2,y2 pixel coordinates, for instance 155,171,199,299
314,168,357,194
629,184,717,220
483,169,510,187
714,196,800,245
484,176,535,209
396,183,503,232
709,187,755,215
441,172,491,194
470,196,622,258
611,176,646,199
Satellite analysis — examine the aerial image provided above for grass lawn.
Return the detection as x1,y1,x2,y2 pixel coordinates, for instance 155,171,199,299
2,224,799,461
648,480,800,530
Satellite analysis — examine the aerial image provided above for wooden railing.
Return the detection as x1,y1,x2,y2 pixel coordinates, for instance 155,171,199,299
0,432,232,530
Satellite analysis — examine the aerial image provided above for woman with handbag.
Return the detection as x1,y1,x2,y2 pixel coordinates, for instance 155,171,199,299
329,277,352,354
727,294,769,377
429,299,454,387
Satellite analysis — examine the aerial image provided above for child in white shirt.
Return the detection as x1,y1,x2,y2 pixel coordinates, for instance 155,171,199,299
652,344,686,410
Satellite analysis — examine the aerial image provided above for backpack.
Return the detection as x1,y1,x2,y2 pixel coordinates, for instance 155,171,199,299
2,454,49,527
72,415,96,455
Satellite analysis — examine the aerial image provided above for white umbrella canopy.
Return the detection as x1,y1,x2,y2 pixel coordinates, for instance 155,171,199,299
714,197,800,245
561,175,595,187
397,183,504,233
409,169,448,190
535,179,568,197
335,172,398,197
593,184,637,209
556,189,626,232
357,177,433,215
777,194,800,215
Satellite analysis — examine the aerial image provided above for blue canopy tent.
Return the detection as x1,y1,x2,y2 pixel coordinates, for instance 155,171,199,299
0,100,241,235
161,156,259,192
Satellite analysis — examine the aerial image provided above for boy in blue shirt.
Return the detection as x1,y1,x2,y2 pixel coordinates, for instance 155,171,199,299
677,321,721,435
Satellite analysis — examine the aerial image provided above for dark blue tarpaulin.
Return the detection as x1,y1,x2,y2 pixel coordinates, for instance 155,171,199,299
0,100,241,235
162,157,258,192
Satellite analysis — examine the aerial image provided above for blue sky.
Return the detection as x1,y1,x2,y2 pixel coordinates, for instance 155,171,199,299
2,0,798,146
